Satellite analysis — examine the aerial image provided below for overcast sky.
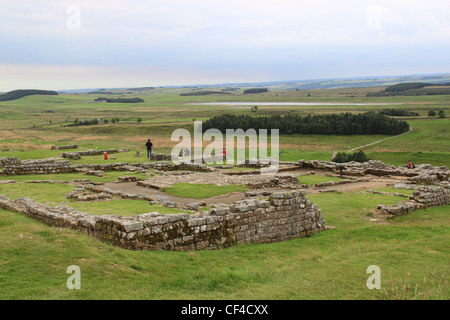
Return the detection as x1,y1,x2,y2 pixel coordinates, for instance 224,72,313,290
1,0,449,91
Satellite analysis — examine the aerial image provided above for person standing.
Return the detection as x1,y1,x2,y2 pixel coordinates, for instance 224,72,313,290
145,139,153,159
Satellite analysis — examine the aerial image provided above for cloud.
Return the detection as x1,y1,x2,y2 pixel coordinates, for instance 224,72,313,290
0,0,449,89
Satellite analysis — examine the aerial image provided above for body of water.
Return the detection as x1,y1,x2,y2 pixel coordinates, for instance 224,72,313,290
186,102,404,106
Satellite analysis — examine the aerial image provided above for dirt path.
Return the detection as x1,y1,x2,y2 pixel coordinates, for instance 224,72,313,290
331,127,414,160
305,177,401,194
347,127,414,153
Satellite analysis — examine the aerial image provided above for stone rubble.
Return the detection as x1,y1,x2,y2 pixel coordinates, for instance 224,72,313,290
66,189,113,201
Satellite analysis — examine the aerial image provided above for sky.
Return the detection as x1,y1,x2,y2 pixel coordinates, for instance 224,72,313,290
1,0,449,91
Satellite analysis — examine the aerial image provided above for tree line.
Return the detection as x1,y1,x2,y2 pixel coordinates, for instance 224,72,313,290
243,88,268,94
94,97,144,103
202,112,410,135
378,109,419,117
0,89,58,101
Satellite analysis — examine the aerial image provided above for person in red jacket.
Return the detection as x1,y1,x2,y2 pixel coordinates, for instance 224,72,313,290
104,152,109,160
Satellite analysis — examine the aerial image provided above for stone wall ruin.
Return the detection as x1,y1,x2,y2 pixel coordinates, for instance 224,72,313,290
0,190,326,251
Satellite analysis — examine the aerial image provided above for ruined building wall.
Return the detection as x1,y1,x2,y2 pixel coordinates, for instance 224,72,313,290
376,183,450,216
0,191,326,251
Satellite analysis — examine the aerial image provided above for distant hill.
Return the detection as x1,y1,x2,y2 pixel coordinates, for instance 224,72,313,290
187,74,450,91
127,87,156,91
94,97,144,103
367,82,450,96
87,89,122,95
53,73,450,93
0,89,58,101
179,91,232,96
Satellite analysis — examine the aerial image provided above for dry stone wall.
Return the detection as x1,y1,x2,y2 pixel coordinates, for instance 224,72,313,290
150,161,214,172
0,190,326,251
375,183,450,216
0,157,21,167
297,159,449,180
1,160,73,175
55,144,78,150
151,153,172,161
61,148,129,159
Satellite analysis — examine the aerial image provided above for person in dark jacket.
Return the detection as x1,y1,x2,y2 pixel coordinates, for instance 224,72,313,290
145,139,153,159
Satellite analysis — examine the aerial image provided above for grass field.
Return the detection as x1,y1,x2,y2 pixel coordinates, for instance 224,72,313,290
162,183,247,199
0,87,449,300
0,191,447,299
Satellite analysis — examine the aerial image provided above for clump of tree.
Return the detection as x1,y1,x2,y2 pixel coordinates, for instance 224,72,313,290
0,89,58,101
94,97,144,103
428,110,436,117
179,91,232,96
332,151,369,163
69,118,99,126
243,88,268,94
378,109,419,117
203,112,410,135
438,110,446,118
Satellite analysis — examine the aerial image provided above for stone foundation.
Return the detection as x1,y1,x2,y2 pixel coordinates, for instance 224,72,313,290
2,160,73,175
313,178,370,188
55,144,78,150
151,153,172,161
375,183,450,216
61,148,129,159
0,157,21,167
150,161,214,172
297,159,448,180
0,190,326,251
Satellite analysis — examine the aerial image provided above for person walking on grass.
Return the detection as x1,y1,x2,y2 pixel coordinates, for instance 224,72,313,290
145,139,153,159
